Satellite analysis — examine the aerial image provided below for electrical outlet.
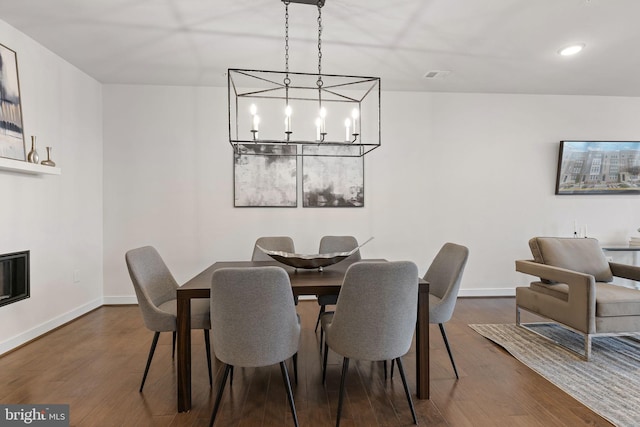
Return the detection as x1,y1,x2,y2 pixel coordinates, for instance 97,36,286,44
73,270,81,283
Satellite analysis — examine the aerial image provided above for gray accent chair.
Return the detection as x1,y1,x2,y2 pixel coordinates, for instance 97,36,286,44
208,266,301,427
251,236,296,261
516,237,640,360
125,246,212,392
314,236,361,342
425,242,469,379
321,261,419,426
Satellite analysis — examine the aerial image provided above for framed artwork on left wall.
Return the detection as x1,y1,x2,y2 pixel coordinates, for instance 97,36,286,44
0,43,26,161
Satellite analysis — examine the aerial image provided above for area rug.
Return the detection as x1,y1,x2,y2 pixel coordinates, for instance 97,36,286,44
469,323,640,427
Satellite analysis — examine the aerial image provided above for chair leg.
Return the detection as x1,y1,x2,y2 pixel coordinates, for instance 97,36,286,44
172,331,176,359
204,330,212,387
140,331,160,392
383,360,387,379
280,361,300,427
322,342,329,384
208,364,231,427
230,366,234,386
390,359,395,379
320,325,325,353
395,357,418,424
336,357,350,427
439,323,459,379
292,352,298,385
315,304,326,332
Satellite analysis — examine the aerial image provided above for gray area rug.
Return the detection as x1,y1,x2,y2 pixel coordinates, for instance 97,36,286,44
469,323,640,427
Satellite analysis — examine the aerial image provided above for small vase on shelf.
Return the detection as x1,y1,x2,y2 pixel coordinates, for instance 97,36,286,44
41,146,56,167
27,135,39,164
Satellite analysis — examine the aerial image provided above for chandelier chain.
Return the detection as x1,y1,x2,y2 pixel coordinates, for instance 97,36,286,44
284,1,291,87
316,0,323,88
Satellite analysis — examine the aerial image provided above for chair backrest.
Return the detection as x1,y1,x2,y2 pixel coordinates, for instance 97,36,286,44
327,261,419,361
210,266,300,367
529,237,612,282
425,243,469,324
319,235,362,261
125,246,178,332
251,236,296,261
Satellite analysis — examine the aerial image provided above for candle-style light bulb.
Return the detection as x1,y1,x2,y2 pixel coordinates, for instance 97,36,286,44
285,105,292,133
315,118,322,141
250,104,258,132
345,118,351,141
351,108,359,134
319,107,327,134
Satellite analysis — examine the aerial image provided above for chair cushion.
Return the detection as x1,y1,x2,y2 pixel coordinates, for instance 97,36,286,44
529,237,613,283
530,281,640,317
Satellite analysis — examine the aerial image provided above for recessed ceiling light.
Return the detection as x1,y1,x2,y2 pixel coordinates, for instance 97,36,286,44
558,43,585,56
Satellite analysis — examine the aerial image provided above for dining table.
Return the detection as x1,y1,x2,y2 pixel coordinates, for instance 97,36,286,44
176,259,430,412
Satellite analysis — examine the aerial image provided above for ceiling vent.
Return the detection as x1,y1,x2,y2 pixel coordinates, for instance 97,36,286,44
423,70,451,79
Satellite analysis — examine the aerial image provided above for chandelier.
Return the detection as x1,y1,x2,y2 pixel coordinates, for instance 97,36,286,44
227,0,381,157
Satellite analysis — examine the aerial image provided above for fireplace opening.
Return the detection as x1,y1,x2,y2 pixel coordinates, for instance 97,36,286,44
0,250,30,308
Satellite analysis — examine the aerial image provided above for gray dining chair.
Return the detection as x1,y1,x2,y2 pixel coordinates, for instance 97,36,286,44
321,261,419,426
125,246,212,392
252,236,299,306
251,236,295,261
315,236,361,348
425,242,469,379
208,266,301,427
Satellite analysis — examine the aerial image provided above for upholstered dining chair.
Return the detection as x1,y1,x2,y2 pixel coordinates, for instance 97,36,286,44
252,236,299,306
315,236,361,348
321,261,419,427
125,246,212,392
251,236,295,261
425,242,469,379
208,266,301,427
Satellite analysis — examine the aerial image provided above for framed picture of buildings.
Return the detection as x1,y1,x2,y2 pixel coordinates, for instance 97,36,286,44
555,140,640,195
302,145,364,207
0,43,26,160
234,144,297,207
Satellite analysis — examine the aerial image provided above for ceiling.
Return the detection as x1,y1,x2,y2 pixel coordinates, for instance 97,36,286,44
1,0,640,96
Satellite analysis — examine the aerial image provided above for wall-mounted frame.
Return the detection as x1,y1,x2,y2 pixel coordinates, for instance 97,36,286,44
556,140,640,195
302,145,364,207
234,144,297,207
0,43,26,161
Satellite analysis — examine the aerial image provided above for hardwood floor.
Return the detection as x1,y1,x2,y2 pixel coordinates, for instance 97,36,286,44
0,298,613,426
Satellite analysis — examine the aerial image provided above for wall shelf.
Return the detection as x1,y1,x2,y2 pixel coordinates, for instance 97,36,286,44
0,157,61,175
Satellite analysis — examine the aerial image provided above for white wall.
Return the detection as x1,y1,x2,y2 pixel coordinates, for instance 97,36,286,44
0,20,103,354
102,85,640,301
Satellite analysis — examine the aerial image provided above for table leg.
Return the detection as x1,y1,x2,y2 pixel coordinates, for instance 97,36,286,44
177,293,192,412
416,283,430,399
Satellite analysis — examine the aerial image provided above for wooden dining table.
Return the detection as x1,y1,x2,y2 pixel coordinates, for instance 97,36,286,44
176,259,430,412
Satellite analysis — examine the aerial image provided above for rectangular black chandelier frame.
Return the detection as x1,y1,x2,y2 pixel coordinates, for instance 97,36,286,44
228,68,381,158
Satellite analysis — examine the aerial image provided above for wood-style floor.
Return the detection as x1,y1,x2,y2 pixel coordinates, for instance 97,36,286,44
0,298,613,426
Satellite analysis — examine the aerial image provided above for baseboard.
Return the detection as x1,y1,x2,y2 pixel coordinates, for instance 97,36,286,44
102,296,137,305
0,297,104,356
459,288,516,297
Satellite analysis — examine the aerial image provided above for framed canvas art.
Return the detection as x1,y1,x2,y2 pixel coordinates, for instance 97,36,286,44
556,140,640,195
0,43,25,160
234,144,297,207
302,145,364,207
